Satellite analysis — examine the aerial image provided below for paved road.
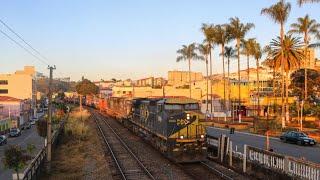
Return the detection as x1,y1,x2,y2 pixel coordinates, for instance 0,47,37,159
206,127,320,164
0,113,45,180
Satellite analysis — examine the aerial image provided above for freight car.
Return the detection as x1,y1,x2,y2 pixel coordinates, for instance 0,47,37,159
105,96,207,163
105,97,132,122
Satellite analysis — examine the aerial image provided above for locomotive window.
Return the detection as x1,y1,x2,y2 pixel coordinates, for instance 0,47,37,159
164,104,182,110
185,104,199,110
157,104,163,112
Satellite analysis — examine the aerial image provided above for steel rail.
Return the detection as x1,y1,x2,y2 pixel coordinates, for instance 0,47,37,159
93,111,155,180
200,161,234,180
93,114,127,180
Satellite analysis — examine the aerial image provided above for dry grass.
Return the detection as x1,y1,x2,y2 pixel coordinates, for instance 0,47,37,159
40,108,112,180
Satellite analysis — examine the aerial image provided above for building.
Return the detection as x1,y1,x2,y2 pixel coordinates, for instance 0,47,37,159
135,77,166,87
0,66,36,102
0,96,32,131
167,71,203,86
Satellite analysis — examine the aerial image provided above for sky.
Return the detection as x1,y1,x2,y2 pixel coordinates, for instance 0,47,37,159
0,0,319,81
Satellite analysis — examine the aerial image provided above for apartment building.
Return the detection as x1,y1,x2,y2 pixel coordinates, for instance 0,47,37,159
0,66,36,100
167,71,203,86
135,77,166,87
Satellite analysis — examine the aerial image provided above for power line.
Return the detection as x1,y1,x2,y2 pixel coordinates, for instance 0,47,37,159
0,19,67,78
0,19,50,63
0,28,49,66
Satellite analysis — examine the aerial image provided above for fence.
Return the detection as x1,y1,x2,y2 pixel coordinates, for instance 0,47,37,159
22,118,66,180
207,134,320,180
246,145,320,180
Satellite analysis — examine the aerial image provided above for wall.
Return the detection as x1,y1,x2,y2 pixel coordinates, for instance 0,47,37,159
168,71,203,86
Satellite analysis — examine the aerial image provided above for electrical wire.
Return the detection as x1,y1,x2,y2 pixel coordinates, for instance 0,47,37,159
0,19,67,78
0,28,49,66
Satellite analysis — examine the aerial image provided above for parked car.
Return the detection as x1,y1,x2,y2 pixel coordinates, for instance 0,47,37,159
30,120,36,125
0,135,7,145
32,117,38,121
9,128,21,137
280,131,317,146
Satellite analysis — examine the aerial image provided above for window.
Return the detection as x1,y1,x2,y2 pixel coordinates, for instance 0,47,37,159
0,80,8,85
0,89,8,94
165,104,182,110
185,103,199,110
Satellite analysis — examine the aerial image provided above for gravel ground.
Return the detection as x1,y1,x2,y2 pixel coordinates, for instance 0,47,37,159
95,111,208,180
40,109,113,180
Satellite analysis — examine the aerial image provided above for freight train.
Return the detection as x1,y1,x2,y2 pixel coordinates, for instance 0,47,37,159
104,96,207,163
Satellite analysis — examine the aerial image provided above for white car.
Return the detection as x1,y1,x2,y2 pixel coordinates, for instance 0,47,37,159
30,120,36,125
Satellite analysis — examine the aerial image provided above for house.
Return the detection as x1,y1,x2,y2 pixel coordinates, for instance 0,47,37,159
0,96,32,130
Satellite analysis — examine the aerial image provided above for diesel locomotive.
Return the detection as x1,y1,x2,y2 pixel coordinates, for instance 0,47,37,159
105,96,207,162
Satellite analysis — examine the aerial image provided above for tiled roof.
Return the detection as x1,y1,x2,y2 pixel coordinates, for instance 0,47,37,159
0,96,22,102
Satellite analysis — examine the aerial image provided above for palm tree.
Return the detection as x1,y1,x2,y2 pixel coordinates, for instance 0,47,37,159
214,24,232,113
252,40,262,130
228,17,254,122
298,0,320,6
198,43,211,113
261,0,291,124
241,38,256,94
268,35,304,124
176,43,203,98
222,46,237,113
288,15,320,100
201,24,216,113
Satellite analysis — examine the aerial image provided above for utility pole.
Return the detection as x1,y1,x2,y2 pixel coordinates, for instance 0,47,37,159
47,65,56,172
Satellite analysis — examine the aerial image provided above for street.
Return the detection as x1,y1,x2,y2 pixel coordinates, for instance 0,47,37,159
0,114,45,180
206,127,320,164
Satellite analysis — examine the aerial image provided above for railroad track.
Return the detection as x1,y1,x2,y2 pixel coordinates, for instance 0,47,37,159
92,110,155,180
200,161,234,180
179,161,233,180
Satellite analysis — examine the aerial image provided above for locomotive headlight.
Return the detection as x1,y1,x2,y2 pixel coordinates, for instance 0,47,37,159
186,113,190,120
180,135,184,139
200,134,205,139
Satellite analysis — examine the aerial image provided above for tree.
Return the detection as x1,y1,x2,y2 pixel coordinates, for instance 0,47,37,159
214,24,232,113
228,17,254,121
198,43,211,113
221,46,237,112
201,23,216,113
288,14,320,100
76,79,99,110
36,119,47,138
252,40,263,131
2,145,31,180
290,69,320,100
268,34,304,123
261,0,291,125
241,38,256,93
176,43,203,98
76,79,99,96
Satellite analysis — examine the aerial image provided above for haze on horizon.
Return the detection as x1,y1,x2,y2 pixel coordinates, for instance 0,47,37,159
0,0,319,81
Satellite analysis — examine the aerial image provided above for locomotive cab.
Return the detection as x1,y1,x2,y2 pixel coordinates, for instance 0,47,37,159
130,97,207,163
162,98,207,162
